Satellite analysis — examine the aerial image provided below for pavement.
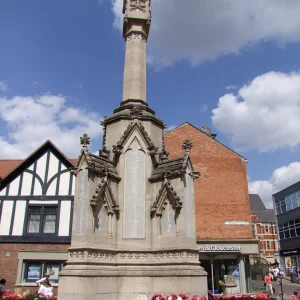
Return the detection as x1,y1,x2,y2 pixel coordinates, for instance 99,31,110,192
252,278,300,299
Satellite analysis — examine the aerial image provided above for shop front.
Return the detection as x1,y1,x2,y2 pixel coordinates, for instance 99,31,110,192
197,241,259,294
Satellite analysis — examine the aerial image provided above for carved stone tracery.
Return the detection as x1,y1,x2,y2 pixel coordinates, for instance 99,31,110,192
150,176,182,218
90,176,119,216
129,0,147,13
112,119,158,162
69,250,199,262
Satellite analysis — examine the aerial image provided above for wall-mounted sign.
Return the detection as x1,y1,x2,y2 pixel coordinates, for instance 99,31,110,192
198,245,241,252
280,249,299,256
225,221,249,225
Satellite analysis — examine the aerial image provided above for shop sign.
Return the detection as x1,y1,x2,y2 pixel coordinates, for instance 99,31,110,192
280,249,299,256
198,245,241,252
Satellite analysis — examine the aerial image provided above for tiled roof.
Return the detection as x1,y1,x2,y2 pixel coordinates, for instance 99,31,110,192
0,158,77,180
249,194,266,210
0,159,24,179
249,194,276,223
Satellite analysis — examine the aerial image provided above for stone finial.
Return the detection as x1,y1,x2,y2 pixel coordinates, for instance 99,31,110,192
182,140,193,151
80,133,90,150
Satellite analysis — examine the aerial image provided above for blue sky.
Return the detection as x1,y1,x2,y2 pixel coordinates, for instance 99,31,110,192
1,0,300,208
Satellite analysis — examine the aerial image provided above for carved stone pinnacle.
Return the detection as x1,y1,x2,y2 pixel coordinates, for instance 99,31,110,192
80,133,90,149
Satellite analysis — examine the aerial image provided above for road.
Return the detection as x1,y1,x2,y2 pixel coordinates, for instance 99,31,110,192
252,278,300,297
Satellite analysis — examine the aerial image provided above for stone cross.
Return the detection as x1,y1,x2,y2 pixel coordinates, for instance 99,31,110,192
80,133,90,150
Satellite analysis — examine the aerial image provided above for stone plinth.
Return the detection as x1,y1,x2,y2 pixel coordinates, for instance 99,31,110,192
58,249,207,300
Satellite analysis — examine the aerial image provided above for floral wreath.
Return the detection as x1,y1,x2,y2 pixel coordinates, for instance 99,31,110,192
178,293,189,300
151,294,165,300
166,294,178,300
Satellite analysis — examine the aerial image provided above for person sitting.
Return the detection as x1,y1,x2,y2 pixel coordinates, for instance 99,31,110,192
36,273,53,298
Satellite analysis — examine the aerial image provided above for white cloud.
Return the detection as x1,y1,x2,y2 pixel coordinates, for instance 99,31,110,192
0,81,9,92
200,104,208,113
111,0,300,67
212,71,300,152
0,94,102,158
31,81,39,86
249,162,300,208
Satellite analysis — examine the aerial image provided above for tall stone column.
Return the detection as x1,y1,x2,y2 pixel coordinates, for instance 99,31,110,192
122,0,151,103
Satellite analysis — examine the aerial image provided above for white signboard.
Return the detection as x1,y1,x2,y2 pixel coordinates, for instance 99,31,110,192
225,221,249,225
198,245,241,252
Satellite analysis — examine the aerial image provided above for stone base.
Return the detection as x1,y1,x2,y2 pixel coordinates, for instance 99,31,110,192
58,274,207,300
58,249,207,300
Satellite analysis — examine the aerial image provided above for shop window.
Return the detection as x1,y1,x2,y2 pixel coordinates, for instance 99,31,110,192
24,261,62,283
26,206,58,234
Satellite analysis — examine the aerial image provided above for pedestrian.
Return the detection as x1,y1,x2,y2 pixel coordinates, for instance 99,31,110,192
265,272,273,295
36,273,53,298
0,279,9,297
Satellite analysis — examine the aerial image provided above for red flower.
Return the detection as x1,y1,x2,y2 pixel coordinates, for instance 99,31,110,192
151,294,165,300
178,293,189,300
166,294,178,300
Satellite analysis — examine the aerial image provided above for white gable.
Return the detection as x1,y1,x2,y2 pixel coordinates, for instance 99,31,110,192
4,149,75,197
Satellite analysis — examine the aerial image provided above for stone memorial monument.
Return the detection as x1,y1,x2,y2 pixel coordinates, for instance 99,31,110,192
58,1,207,299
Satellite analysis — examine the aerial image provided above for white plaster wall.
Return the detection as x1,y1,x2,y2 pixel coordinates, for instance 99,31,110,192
59,201,71,236
0,187,7,196
36,152,47,180
29,200,58,204
61,162,67,171
59,172,70,195
71,177,76,195
33,180,42,195
21,172,32,195
8,176,20,195
48,152,59,180
27,163,34,171
0,201,14,235
47,178,57,195
12,201,26,235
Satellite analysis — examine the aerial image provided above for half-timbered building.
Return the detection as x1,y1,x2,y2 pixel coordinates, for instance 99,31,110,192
0,140,76,294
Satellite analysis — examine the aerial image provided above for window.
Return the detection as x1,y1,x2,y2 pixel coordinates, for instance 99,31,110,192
278,218,300,240
265,225,269,233
24,261,63,283
276,191,300,215
26,206,58,234
267,241,270,249
273,226,277,234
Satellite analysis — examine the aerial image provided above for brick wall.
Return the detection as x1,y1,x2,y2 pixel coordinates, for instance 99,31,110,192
164,123,253,239
0,243,70,292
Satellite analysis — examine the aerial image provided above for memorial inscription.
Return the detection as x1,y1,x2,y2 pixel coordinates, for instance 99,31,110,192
75,168,88,235
124,138,145,238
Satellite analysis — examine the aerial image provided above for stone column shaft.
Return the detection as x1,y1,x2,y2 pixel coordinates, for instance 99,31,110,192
122,32,147,102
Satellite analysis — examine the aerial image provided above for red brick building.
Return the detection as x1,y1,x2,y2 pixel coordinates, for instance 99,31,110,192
249,194,278,263
164,123,258,293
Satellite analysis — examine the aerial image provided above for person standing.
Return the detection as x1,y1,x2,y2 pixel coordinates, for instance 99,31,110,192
265,272,273,295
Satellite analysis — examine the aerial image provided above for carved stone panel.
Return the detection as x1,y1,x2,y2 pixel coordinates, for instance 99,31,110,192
75,168,88,235
123,138,145,238
162,202,176,233
95,203,107,233
184,174,195,238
